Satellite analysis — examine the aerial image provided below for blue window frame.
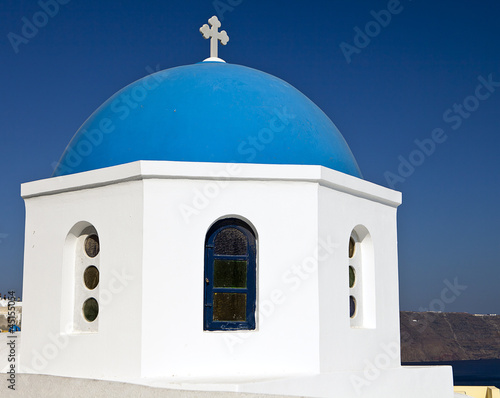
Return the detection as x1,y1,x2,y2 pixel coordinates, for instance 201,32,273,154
204,218,256,331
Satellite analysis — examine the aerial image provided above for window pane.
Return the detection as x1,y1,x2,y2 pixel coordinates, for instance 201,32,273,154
83,298,99,322
214,228,247,255
349,295,357,318
214,259,247,288
85,234,100,258
349,237,355,258
84,266,100,290
213,293,246,321
349,266,356,288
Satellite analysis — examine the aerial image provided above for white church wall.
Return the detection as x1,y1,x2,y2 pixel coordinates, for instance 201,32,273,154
140,176,321,378
19,160,408,384
317,175,402,373
20,173,144,379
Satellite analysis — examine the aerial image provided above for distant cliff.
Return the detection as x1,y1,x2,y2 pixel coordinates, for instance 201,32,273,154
400,311,500,362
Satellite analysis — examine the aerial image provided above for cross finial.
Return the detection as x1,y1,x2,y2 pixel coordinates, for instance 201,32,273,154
200,16,229,61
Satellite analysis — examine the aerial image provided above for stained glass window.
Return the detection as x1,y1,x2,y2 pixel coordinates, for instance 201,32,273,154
75,227,100,331
83,298,99,322
213,259,247,288
349,296,356,318
213,293,247,321
349,234,358,319
349,266,356,288
349,237,355,258
84,266,99,290
214,228,247,255
204,218,256,331
85,234,100,258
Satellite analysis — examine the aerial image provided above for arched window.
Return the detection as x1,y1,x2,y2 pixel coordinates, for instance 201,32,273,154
75,226,100,332
204,218,256,331
348,226,376,329
61,222,101,333
349,232,361,323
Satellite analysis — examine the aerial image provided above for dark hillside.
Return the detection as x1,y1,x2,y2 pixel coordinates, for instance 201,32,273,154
400,311,500,362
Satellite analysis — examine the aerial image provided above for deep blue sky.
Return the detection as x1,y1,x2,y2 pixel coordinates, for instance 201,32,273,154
1,0,499,313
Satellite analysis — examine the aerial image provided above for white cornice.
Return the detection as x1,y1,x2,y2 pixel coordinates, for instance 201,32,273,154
21,161,402,207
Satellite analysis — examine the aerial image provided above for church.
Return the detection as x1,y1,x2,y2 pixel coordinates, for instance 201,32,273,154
18,16,453,398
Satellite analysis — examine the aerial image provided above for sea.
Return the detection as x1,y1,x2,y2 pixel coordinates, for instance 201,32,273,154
402,359,500,388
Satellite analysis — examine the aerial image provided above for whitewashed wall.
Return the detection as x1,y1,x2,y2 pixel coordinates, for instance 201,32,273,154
18,161,452,398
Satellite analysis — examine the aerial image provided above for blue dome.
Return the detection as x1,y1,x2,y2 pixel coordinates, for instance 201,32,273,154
53,62,362,178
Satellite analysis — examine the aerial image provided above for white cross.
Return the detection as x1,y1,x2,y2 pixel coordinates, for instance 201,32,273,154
200,16,229,59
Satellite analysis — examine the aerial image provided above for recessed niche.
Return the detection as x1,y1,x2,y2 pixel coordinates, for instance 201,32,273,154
83,266,99,290
85,234,100,258
82,298,99,322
